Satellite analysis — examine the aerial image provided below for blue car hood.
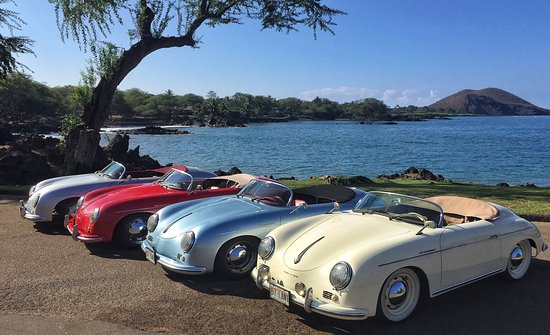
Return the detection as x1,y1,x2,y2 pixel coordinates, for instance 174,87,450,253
159,196,263,238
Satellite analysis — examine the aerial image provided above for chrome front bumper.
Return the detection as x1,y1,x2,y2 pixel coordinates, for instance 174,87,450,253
141,240,207,275
19,200,45,221
252,266,368,320
64,215,103,242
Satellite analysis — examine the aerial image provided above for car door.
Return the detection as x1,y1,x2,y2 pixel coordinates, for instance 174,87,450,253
439,220,501,289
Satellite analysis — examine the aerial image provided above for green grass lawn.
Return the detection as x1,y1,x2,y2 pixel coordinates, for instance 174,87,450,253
283,179,550,220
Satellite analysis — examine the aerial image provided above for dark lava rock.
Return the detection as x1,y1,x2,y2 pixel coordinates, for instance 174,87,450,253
324,175,374,186
117,126,190,135
104,134,129,161
0,126,13,144
497,182,510,187
214,167,243,176
520,183,538,188
377,167,445,182
0,134,62,184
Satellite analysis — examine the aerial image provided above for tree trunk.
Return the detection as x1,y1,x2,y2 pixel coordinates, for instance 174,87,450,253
64,35,193,174
64,126,102,174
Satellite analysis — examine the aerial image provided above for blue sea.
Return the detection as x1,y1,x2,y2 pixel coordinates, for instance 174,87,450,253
101,116,550,186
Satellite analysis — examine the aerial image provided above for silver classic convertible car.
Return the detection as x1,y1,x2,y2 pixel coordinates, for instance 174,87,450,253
142,179,367,278
253,191,547,322
20,161,179,224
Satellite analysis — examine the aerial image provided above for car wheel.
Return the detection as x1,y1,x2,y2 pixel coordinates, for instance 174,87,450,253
504,240,532,280
377,268,420,322
115,214,150,249
53,198,79,225
215,236,259,278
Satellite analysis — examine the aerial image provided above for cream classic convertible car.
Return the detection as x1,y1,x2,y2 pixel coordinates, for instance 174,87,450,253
252,191,547,322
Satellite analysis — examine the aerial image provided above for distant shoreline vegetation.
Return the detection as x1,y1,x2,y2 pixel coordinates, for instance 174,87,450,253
1,73,549,134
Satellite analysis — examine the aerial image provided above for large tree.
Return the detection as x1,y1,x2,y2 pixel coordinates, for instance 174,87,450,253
50,0,344,173
0,0,33,79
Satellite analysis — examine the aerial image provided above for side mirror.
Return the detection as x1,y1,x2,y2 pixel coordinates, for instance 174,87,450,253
424,220,436,229
290,201,308,215
327,201,340,214
416,220,437,235
119,175,132,184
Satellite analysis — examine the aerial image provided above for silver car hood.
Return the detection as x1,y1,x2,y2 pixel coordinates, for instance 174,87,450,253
33,173,108,193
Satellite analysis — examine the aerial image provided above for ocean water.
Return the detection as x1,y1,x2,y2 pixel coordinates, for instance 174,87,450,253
101,116,550,186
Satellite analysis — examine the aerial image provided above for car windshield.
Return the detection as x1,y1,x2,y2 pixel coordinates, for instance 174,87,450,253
237,179,292,206
98,161,126,179
158,169,193,191
353,191,443,226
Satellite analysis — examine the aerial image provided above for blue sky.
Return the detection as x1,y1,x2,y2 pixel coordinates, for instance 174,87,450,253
8,0,550,107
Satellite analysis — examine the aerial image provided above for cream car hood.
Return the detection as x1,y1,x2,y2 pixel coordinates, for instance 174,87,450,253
283,213,411,271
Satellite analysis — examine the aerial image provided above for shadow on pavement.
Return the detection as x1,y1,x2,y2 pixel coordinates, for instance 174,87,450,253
32,221,70,236
84,243,147,261
165,271,267,299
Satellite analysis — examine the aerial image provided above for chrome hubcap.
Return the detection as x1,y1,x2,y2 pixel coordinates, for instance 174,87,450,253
510,246,523,268
388,280,407,307
226,243,252,270
128,219,147,241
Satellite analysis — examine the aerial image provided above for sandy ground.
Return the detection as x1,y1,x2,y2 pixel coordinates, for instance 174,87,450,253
1,198,550,335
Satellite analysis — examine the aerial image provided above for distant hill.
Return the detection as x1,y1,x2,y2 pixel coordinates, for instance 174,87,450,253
430,88,550,115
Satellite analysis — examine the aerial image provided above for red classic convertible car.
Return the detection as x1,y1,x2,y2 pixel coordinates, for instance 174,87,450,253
65,166,257,248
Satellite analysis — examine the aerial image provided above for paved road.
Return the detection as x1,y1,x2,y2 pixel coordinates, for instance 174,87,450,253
1,198,549,334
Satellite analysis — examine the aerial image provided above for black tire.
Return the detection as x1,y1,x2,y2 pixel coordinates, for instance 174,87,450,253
214,236,259,279
52,198,79,226
114,214,151,249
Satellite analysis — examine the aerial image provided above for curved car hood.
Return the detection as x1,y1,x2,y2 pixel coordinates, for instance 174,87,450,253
160,196,263,239
87,183,176,206
34,173,106,192
283,214,410,271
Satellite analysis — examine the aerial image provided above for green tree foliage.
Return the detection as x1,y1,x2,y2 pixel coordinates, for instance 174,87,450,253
0,72,66,122
0,0,33,78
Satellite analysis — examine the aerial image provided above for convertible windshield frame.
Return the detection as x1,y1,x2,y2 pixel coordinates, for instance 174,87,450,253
354,191,444,227
99,161,126,180
237,179,293,206
158,168,194,191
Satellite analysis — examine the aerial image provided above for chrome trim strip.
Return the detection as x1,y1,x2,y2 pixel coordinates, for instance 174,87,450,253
294,236,325,264
497,227,532,237
432,268,503,296
378,250,439,267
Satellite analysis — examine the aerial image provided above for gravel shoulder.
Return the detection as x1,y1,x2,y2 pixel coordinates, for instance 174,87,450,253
1,198,549,335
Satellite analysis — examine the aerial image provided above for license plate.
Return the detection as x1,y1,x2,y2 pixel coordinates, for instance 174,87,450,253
144,247,156,264
270,284,290,306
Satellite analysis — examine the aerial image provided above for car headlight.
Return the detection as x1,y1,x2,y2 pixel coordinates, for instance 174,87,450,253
76,196,84,210
147,214,159,232
180,231,195,252
90,208,100,224
30,193,40,207
258,236,275,260
329,261,353,290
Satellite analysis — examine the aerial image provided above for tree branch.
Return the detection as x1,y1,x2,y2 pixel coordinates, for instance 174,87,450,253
139,0,154,40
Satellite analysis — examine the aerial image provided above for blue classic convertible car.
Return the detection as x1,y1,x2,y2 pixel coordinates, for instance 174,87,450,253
142,179,367,278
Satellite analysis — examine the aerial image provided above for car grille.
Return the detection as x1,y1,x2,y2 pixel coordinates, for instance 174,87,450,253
322,291,333,300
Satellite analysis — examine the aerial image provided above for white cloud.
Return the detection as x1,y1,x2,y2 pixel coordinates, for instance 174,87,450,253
301,86,440,106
